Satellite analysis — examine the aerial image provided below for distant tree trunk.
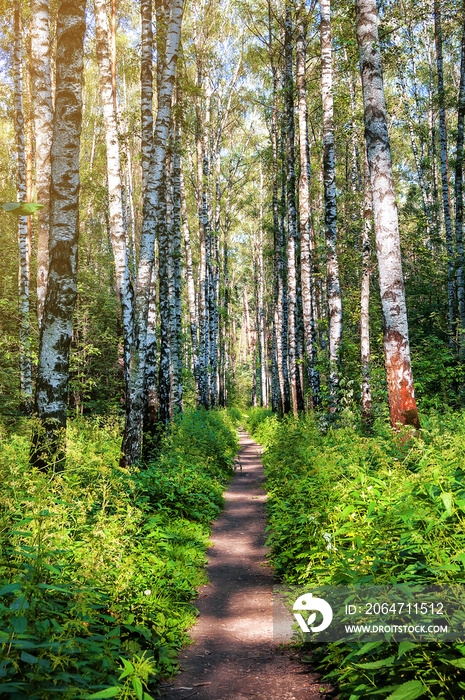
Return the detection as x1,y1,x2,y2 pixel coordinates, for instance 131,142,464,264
258,173,267,407
361,150,373,425
13,2,32,411
94,0,133,399
321,0,342,410
455,15,465,358
356,0,420,430
284,3,298,416
434,0,457,346
297,3,320,408
158,145,171,429
30,0,53,330
32,0,86,469
181,168,200,398
171,100,183,414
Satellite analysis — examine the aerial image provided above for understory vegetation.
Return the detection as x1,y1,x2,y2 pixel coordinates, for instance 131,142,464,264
0,408,238,700
246,407,465,700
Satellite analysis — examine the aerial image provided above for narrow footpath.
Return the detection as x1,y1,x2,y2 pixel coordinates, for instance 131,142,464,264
160,428,331,700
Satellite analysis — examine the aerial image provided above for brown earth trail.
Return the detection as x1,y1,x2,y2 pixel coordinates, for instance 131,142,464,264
159,428,331,700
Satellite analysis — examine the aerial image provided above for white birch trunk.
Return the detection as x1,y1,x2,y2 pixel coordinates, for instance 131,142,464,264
356,0,420,430
30,0,53,330
321,0,342,409
32,0,86,469
361,149,373,425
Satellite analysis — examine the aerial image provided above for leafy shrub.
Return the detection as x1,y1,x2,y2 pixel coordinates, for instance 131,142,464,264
0,408,237,699
249,411,465,699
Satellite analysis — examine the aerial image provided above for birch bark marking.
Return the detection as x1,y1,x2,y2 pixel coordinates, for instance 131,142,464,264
454,13,465,357
32,0,86,469
321,0,342,409
171,99,183,414
14,2,32,409
121,0,183,463
356,0,420,430
141,0,153,196
181,168,200,398
94,0,134,398
297,3,320,408
284,2,298,416
30,0,53,329
434,1,457,345
361,150,373,425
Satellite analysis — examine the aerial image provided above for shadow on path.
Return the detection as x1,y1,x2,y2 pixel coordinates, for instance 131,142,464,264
159,429,331,700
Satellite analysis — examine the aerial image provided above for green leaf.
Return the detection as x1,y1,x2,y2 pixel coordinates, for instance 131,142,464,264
385,680,426,700
439,492,454,516
0,202,44,216
445,658,465,668
11,616,27,634
0,583,21,596
355,655,396,669
397,642,418,657
81,688,121,699
132,677,143,700
20,652,38,664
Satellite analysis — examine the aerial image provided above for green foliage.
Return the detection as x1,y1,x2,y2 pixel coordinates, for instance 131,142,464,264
0,202,44,216
249,411,465,699
0,409,237,698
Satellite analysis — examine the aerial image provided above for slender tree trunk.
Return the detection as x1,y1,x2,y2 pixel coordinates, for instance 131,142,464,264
14,2,32,411
121,0,183,463
455,13,465,358
141,0,153,197
32,0,87,469
284,3,298,416
434,1,457,346
356,0,420,430
171,100,183,414
158,143,172,429
361,149,373,425
94,0,134,403
321,0,342,411
258,172,267,407
30,0,53,330
181,168,200,398
297,3,320,408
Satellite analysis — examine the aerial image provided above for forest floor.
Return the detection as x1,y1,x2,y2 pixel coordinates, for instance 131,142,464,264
159,428,332,700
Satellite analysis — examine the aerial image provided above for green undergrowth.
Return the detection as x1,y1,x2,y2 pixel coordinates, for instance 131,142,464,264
0,407,238,700
246,407,465,700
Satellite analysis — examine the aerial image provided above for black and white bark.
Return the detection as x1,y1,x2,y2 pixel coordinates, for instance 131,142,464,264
181,167,200,399
171,103,183,414
14,2,32,409
321,0,342,409
94,0,134,398
455,14,465,358
356,0,420,430
30,0,53,330
121,0,183,463
434,1,457,345
297,3,320,408
284,3,299,416
361,149,373,425
32,0,87,469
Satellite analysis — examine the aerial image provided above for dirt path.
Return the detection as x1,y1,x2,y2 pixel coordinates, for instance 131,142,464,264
159,428,331,700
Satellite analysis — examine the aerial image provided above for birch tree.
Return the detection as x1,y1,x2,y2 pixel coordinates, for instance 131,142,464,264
321,0,342,410
356,0,420,430
32,0,87,469
13,1,32,410
30,0,53,329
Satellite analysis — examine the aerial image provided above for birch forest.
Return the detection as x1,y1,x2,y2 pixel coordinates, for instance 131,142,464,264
2,0,465,698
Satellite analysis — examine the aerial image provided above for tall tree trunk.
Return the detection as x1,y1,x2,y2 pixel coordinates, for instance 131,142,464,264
171,101,183,414
455,13,465,358
14,2,32,411
321,0,342,411
158,146,171,429
181,168,200,399
32,0,87,469
297,2,320,409
361,149,373,425
30,0,53,330
141,0,153,197
284,2,298,416
94,0,134,403
434,0,457,346
356,0,420,430
258,171,267,407
121,0,183,464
